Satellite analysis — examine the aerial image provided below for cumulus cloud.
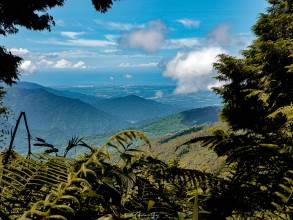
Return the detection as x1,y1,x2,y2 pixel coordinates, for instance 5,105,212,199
20,60,37,74
10,48,29,55
73,61,86,68
53,59,87,69
37,59,54,68
61,31,84,39
119,19,167,53
53,59,72,68
176,19,201,28
207,23,233,45
163,47,225,94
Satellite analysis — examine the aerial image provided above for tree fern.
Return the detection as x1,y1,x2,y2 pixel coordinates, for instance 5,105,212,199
19,130,151,219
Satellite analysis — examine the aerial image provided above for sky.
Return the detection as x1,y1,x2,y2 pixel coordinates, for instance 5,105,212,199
1,0,268,93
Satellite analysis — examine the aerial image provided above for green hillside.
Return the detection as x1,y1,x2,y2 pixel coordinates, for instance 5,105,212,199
94,95,182,123
141,106,221,138
140,122,228,172
3,87,130,137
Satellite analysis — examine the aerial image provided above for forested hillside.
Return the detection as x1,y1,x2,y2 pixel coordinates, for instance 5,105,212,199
141,106,220,138
3,87,130,136
94,94,182,123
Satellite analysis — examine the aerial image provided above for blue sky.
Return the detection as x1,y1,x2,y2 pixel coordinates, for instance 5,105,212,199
1,0,268,92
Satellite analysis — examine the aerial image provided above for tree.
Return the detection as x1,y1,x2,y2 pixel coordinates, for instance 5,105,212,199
191,0,292,218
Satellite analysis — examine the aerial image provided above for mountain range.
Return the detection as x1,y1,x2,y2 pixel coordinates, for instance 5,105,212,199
1,82,221,152
93,94,182,123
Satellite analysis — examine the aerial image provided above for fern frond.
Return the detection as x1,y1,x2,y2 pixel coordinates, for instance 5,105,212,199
20,130,151,220
272,169,293,218
0,151,75,218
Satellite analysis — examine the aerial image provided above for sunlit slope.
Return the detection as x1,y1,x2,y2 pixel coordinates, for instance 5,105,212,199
141,106,221,138
140,122,228,172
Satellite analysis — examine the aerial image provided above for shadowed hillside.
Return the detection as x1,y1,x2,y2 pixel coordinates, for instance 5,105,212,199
4,81,103,105
3,87,130,137
94,95,182,123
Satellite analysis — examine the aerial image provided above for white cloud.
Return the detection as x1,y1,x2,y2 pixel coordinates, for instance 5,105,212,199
94,20,144,31
102,49,118,54
53,59,72,68
207,80,226,90
10,48,29,55
52,59,87,69
67,39,116,47
138,62,158,67
124,74,133,79
155,90,163,99
55,19,65,27
110,76,114,80
119,62,130,67
207,23,232,45
37,59,54,68
104,34,119,41
119,62,158,68
61,32,84,39
165,38,200,49
73,61,86,68
176,19,201,28
163,47,225,94
20,60,37,74
119,19,167,53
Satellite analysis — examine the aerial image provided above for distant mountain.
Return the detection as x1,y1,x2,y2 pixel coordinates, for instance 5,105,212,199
3,87,130,137
93,95,182,123
140,106,221,139
4,82,103,105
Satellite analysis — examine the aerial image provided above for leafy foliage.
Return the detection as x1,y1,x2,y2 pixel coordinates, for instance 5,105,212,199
183,0,293,217
0,126,229,219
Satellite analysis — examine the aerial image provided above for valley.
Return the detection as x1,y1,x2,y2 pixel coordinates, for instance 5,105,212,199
1,82,221,157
